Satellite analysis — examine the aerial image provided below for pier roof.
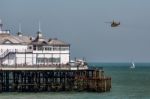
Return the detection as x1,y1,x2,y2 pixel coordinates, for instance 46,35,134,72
0,34,32,44
31,39,69,46
0,33,69,46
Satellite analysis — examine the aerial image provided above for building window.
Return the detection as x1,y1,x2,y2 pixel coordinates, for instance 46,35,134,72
53,47,60,51
45,47,48,51
44,46,52,51
28,46,32,49
33,45,36,50
37,46,43,50
49,58,60,63
37,58,44,63
54,58,60,63
37,58,60,64
61,47,69,51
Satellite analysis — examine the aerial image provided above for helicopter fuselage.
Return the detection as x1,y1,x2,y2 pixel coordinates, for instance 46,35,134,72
111,22,120,27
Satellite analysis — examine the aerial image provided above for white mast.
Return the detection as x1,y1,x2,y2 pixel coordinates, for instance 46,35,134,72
37,21,43,39
132,62,135,68
38,21,41,32
19,23,22,33
0,19,10,34
130,62,135,69
0,19,3,31
17,23,22,36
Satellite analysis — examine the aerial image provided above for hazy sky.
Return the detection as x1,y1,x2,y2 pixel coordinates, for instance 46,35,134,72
1,0,150,62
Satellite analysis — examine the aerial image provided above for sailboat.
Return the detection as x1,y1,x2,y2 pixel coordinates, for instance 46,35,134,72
130,62,135,69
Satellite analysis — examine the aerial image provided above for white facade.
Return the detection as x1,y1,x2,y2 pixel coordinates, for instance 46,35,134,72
0,41,70,66
0,22,70,66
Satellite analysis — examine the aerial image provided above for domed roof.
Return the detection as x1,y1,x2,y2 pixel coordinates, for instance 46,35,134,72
47,38,69,46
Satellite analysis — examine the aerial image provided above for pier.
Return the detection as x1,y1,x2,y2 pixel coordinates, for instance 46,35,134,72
0,66,111,92
0,21,111,92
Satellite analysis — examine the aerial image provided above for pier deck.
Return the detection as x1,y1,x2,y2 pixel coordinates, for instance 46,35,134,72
0,65,111,92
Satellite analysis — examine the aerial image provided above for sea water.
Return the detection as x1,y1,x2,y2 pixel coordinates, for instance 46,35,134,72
0,63,150,99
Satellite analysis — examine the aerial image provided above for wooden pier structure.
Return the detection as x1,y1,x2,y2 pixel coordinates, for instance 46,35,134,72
0,66,111,92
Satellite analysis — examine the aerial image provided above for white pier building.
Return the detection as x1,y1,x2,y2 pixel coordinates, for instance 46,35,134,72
0,20,70,67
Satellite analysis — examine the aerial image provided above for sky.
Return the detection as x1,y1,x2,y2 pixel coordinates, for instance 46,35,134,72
1,0,150,62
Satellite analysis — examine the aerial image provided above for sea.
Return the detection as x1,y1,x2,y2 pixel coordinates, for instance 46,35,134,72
0,63,150,99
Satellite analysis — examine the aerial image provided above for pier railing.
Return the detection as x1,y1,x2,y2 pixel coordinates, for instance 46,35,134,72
0,64,89,70
0,49,32,58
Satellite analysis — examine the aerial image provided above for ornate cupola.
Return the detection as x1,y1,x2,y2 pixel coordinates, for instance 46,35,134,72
36,21,44,41
0,19,10,34
37,31,43,39
17,32,22,37
33,21,45,42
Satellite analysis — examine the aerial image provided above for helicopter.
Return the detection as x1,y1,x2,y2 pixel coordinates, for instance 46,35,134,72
106,20,120,27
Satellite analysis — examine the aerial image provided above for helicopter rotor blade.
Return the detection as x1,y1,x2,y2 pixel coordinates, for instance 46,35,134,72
105,22,112,23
